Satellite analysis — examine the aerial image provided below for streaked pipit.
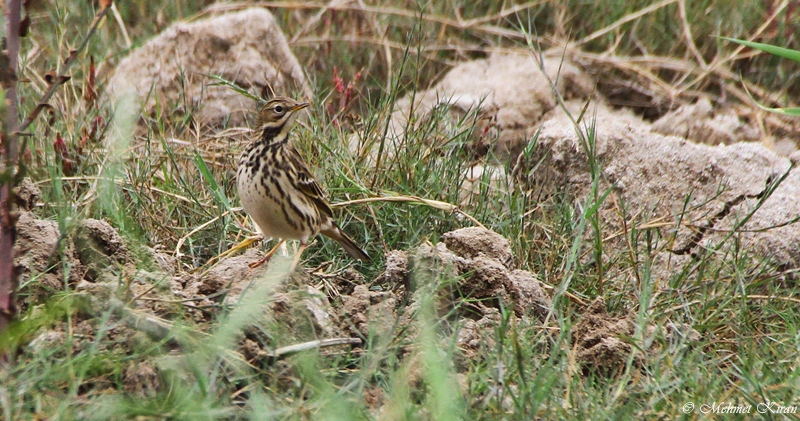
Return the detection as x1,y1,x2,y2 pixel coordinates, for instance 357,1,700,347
234,95,369,271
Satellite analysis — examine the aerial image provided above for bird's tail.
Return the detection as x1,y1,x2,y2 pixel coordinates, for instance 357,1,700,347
323,226,370,262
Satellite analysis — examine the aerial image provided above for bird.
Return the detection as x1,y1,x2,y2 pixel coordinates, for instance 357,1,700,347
233,94,370,271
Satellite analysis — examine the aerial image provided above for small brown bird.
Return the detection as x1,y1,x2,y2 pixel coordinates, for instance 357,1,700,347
236,95,369,270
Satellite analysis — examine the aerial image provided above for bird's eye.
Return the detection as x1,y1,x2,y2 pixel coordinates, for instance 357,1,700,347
274,106,284,113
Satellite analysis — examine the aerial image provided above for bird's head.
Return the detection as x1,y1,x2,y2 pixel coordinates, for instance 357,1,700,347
256,96,310,139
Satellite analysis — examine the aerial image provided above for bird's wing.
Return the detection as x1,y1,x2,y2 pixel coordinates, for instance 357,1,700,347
286,145,334,219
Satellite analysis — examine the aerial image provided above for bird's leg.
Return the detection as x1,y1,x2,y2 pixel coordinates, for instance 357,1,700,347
205,234,263,268
249,239,286,269
288,241,308,273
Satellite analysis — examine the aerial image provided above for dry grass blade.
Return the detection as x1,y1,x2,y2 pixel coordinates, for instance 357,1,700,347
333,195,486,229
175,207,244,258
746,295,800,305
570,50,687,103
110,2,132,48
676,0,706,68
203,1,536,40
676,0,790,96
572,0,678,48
270,338,362,359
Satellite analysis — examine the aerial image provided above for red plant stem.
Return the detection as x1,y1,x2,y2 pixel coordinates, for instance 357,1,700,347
0,0,22,332
18,4,110,134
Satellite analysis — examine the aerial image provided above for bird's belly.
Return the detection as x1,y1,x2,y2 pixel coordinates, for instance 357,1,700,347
237,169,317,241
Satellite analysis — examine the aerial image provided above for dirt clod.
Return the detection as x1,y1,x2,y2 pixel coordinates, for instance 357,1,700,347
198,248,268,303
74,279,117,314
386,53,595,160
652,98,760,145
507,270,551,321
302,285,340,337
363,386,385,413
14,211,83,296
123,360,161,396
13,177,42,211
341,284,398,337
374,250,409,290
389,50,800,273
74,218,131,281
410,228,551,322
442,227,513,268
258,282,346,343
456,312,499,362
572,298,639,375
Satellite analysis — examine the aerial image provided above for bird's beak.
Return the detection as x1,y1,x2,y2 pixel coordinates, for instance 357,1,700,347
292,102,311,111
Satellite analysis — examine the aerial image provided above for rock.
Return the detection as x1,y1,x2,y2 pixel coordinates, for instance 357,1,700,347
507,269,551,321
151,248,178,275
74,279,118,314
652,98,760,145
385,52,595,161
28,330,67,355
107,8,312,128
410,241,468,291
462,256,510,307
533,115,800,269
302,285,339,337
456,312,499,362
388,49,800,272
269,285,343,339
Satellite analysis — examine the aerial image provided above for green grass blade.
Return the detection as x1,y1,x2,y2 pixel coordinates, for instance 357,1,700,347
204,73,262,103
721,37,800,62
721,37,800,115
192,152,233,213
